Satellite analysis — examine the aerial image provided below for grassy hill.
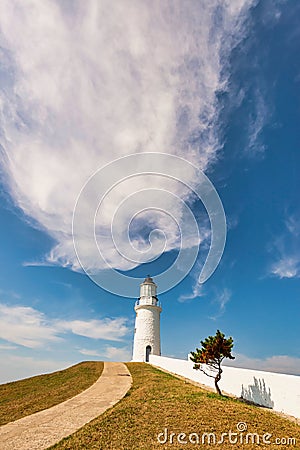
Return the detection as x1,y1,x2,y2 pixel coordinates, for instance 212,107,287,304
1,361,299,449
0,361,104,425
50,363,300,450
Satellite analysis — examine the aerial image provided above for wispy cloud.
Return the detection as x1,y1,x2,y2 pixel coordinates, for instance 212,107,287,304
248,1,296,159
270,256,300,279
246,88,269,155
0,304,62,348
79,345,131,361
78,348,102,358
226,215,239,231
178,281,204,303
209,287,232,320
0,0,256,274
0,303,130,348
178,257,211,302
225,353,300,376
285,215,300,237
58,318,129,342
268,215,300,279
101,346,131,361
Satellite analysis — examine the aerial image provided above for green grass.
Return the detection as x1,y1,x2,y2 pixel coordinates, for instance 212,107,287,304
0,361,104,425
51,363,300,449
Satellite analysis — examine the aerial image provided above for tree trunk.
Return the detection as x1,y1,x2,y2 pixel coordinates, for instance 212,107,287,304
215,368,222,396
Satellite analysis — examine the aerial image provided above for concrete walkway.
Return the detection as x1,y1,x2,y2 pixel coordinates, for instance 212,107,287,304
0,362,132,450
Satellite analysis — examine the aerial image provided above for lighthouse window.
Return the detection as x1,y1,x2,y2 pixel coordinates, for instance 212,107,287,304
143,285,151,296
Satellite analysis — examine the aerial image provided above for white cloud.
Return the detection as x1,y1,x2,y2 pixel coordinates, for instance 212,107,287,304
0,303,130,348
270,256,300,279
0,304,62,348
79,345,131,361
178,258,210,302
179,278,232,317
225,353,300,376
285,216,300,237
227,215,239,230
0,0,256,273
209,287,232,320
178,281,205,303
268,215,300,279
246,88,269,155
78,348,102,357
59,318,129,341
102,346,132,361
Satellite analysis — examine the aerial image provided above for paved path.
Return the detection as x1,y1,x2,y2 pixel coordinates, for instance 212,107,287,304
0,362,132,450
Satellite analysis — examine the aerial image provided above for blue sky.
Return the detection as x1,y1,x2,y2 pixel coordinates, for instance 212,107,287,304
0,0,300,383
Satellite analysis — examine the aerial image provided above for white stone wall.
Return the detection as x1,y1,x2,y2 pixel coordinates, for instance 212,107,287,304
149,355,300,418
132,305,161,361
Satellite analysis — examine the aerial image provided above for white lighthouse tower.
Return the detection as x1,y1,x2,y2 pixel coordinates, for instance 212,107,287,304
132,276,162,362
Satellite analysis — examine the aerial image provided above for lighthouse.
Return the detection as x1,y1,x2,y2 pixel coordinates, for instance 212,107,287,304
132,276,162,362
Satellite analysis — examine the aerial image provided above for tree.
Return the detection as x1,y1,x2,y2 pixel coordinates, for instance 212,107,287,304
190,330,235,396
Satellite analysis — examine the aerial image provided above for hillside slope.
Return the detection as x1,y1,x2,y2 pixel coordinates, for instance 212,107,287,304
0,361,104,425
51,362,300,450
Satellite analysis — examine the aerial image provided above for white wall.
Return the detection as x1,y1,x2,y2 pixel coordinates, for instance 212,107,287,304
149,355,300,418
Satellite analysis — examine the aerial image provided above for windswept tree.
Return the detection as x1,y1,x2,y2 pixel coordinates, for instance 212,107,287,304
190,330,235,396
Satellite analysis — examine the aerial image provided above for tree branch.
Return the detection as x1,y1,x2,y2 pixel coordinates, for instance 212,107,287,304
199,368,217,379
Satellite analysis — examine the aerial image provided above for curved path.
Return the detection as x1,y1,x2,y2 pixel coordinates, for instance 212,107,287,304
0,362,132,450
